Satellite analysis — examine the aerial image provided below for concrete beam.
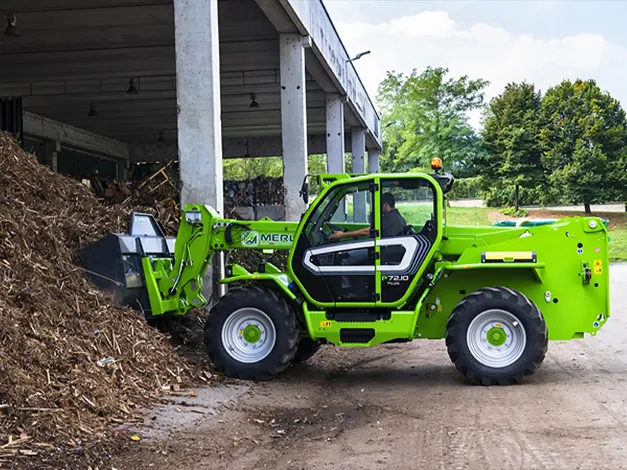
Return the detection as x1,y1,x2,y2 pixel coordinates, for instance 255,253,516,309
304,48,340,93
0,47,176,83
1,0,172,11
326,94,345,173
0,47,285,83
129,135,328,162
23,111,129,159
279,0,382,150
255,0,299,33
3,5,174,55
0,71,319,99
280,34,308,220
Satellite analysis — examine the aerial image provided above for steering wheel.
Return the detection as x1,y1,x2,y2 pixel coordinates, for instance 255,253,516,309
325,221,344,232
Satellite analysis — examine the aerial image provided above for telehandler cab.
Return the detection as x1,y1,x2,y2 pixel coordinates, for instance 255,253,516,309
83,160,610,385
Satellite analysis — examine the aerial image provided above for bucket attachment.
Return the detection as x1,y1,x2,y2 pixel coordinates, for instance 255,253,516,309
82,213,175,318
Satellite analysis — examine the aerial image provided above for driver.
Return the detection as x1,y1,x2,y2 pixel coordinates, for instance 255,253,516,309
330,192,406,241
330,193,407,299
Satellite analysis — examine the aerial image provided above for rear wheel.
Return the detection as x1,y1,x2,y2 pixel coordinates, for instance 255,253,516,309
446,287,548,385
204,287,299,380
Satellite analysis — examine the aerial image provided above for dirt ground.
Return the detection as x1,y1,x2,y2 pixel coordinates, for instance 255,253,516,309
104,264,627,469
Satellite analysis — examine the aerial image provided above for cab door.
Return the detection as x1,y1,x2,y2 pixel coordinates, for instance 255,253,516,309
289,179,377,306
375,177,440,306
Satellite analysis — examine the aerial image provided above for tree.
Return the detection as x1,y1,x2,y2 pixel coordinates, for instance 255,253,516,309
539,79,627,214
377,67,488,174
481,82,543,210
223,156,283,180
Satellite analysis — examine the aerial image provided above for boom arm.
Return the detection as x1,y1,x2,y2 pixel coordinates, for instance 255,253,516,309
142,204,298,317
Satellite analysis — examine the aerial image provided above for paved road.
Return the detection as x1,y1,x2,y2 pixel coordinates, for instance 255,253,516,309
116,264,627,470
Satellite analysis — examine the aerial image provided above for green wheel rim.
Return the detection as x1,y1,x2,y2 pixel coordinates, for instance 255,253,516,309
243,324,262,344
486,327,507,347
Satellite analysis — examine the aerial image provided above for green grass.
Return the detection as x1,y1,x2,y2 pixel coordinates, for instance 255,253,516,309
609,229,627,262
396,203,492,227
446,207,492,226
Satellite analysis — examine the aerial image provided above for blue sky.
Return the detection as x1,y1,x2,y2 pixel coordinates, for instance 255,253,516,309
323,0,627,126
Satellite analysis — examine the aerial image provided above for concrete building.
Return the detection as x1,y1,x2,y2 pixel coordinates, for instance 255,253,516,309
0,0,381,221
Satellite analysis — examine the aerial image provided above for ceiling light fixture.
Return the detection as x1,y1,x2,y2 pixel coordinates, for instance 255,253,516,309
249,93,260,109
4,12,20,37
88,104,98,117
127,78,139,95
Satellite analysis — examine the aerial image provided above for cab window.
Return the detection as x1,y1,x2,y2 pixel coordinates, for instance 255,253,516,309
380,178,436,234
304,181,373,247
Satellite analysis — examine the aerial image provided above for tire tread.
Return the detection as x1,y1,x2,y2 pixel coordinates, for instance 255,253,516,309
204,287,299,380
445,286,548,385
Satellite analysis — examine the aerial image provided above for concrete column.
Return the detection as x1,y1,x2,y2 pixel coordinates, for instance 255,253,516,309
368,148,380,173
174,0,225,299
280,34,308,220
351,127,367,222
118,160,130,181
44,140,60,172
174,0,223,211
326,93,345,174
351,127,366,174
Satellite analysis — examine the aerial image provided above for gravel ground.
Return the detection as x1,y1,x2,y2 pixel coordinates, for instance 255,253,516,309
111,264,627,470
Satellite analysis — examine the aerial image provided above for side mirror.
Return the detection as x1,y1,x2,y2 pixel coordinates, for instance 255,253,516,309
299,180,309,204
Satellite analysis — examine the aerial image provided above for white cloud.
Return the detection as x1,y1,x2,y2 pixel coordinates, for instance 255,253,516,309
337,11,627,127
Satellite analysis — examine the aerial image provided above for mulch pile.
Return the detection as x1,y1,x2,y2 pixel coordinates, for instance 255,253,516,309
0,133,213,462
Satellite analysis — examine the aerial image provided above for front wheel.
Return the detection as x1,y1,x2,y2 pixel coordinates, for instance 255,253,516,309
292,337,321,364
204,287,299,380
446,287,548,385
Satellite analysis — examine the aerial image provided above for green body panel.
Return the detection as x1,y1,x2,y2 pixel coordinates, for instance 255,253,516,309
304,308,417,346
220,263,296,301
141,205,299,316
135,171,610,347
419,217,610,340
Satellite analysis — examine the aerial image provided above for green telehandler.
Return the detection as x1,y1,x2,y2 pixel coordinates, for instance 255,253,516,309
83,163,610,385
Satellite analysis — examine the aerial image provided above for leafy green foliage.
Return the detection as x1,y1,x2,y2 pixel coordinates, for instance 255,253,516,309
222,154,327,186
223,156,283,180
481,82,543,209
377,67,488,175
500,207,529,217
539,79,627,213
448,177,481,200
483,184,545,208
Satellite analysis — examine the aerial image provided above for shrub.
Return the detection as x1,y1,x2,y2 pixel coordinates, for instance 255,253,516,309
448,177,481,200
500,207,529,217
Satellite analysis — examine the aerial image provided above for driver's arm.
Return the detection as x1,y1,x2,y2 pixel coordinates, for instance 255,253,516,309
330,226,371,239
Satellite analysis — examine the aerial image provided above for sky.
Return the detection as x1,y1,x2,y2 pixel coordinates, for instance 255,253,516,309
323,0,627,128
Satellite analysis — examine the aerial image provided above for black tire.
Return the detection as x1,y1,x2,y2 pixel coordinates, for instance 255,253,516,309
204,286,299,380
292,338,321,364
445,287,548,386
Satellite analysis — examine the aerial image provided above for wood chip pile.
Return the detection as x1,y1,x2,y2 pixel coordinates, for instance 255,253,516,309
0,133,206,451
